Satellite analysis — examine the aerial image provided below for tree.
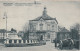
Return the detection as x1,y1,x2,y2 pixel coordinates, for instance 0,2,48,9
70,23,80,49
70,23,80,40
22,22,29,40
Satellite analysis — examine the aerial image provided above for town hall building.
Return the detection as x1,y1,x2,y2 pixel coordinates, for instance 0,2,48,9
28,7,58,42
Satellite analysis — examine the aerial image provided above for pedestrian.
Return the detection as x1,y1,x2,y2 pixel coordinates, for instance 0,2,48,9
55,38,57,47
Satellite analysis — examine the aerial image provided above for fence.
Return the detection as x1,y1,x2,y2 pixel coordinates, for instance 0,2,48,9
4,39,46,47
4,39,40,44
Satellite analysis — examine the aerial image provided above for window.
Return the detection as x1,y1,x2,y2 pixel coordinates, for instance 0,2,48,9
27,40,29,43
14,40,17,43
9,40,12,43
23,40,26,43
52,25,54,30
40,35,43,40
19,40,21,43
47,24,50,30
47,33,50,39
34,25,36,31
40,23,43,31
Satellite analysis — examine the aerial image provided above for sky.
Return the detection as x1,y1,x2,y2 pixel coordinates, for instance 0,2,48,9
0,1,80,31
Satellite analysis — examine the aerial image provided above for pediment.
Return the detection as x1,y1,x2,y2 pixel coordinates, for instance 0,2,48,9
39,18,44,21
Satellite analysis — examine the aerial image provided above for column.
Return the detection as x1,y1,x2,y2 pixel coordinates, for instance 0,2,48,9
26,40,27,43
12,40,14,43
6,39,9,44
17,40,19,43
7,33,8,39
29,40,31,43
34,40,35,43
35,40,37,43
79,34,80,50
21,40,23,43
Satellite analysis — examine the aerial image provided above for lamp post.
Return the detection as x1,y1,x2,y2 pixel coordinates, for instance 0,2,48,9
3,12,7,39
79,25,80,50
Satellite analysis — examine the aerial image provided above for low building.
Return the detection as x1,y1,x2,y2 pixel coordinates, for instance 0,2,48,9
57,27,71,41
0,29,6,39
8,31,21,39
5,31,22,44
0,29,6,43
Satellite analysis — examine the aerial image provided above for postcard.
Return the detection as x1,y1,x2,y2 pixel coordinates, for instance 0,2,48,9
0,0,80,51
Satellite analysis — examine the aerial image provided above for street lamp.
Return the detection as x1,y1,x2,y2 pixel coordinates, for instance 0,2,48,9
3,12,7,39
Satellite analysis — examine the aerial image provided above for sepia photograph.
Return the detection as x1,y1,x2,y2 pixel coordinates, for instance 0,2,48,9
0,0,80,51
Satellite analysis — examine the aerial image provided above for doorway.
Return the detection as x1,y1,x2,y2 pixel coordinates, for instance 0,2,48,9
40,35,43,40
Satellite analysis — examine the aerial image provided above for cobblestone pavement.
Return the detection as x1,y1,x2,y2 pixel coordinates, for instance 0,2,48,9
0,41,79,51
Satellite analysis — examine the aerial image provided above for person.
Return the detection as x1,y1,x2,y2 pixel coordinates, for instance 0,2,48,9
67,38,74,49
54,38,57,47
58,40,63,49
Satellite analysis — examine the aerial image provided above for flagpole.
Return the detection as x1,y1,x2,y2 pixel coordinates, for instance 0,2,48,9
6,14,7,39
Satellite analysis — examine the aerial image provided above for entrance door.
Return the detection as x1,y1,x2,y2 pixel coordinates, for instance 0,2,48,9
47,34,50,39
40,35,43,40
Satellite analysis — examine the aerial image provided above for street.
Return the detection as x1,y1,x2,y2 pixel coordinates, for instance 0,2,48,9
0,41,79,51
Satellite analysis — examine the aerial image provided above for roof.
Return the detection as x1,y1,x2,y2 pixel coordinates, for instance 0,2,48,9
31,7,58,24
58,27,69,32
0,29,6,33
32,15,56,20
0,29,17,33
7,30,17,33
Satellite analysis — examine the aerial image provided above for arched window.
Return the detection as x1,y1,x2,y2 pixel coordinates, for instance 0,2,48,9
40,23,43,31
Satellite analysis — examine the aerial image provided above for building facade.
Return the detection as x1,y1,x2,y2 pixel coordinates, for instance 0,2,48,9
0,29,6,39
0,29,6,43
28,7,58,42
